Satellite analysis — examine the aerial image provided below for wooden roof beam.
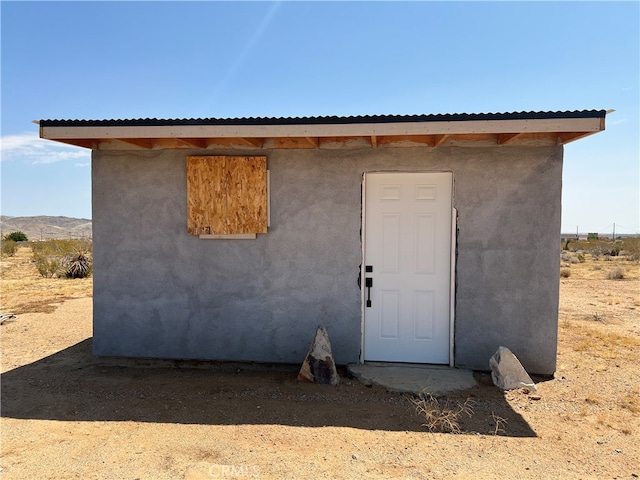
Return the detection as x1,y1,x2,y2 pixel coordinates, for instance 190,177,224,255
234,137,264,148
114,138,156,149
370,135,378,147
272,137,317,149
434,134,449,147
154,138,208,149
305,137,319,148
497,133,523,145
177,138,208,148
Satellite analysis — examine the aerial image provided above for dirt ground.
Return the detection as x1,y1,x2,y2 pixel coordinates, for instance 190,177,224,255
1,246,639,479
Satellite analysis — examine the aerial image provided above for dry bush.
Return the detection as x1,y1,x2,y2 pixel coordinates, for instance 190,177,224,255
34,256,63,278
31,239,93,279
409,392,475,433
589,312,607,324
1,239,18,257
621,237,640,262
560,267,571,278
606,267,625,280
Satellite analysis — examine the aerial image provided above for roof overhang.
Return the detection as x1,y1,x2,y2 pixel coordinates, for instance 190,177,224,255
39,111,607,150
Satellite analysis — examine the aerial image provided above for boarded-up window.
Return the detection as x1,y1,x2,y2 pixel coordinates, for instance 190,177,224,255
187,156,268,236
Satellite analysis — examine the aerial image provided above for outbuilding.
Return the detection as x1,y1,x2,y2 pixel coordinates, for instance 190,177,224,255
40,111,607,374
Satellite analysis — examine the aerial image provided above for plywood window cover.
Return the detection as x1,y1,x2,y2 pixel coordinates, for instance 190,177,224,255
187,155,268,238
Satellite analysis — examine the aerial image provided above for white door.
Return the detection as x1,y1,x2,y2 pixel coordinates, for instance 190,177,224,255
363,172,453,364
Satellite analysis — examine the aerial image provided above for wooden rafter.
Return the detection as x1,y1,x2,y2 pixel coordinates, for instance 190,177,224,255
434,134,449,147
497,133,522,145
370,135,378,147
239,138,264,148
51,138,97,149
376,135,435,147
272,137,317,149
304,137,319,148
178,138,208,148
154,138,208,149
556,132,595,144
113,138,156,149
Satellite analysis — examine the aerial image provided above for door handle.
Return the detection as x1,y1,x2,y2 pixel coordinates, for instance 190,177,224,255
365,277,373,307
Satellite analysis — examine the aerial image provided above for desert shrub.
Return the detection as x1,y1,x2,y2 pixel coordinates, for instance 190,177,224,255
31,239,92,279
1,239,18,256
561,252,582,264
560,268,571,278
34,255,63,278
560,252,572,262
31,238,92,257
606,267,625,280
3,231,28,242
621,237,640,262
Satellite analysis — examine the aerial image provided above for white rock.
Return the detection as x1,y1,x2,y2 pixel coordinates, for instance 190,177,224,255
489,346,537,391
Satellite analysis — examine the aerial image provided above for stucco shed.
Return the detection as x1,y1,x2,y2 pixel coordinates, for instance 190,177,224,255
40,111,607,375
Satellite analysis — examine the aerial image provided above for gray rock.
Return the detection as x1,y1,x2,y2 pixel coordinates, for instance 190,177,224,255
489,346,537,391
298,326,340,385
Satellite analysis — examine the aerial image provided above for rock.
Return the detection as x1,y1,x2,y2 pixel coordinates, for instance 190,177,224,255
489,346,537,391
298,326,340,385
0,313,17,325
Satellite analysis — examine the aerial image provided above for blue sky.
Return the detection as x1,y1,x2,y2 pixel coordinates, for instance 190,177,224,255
1,1,638,234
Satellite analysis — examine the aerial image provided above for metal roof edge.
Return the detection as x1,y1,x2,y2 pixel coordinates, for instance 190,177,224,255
39,110,608,127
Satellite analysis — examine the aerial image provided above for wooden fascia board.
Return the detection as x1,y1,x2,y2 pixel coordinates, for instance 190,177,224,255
40,117,604,142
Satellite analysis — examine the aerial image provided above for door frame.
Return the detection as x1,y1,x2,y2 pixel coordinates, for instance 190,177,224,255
359,171,457,367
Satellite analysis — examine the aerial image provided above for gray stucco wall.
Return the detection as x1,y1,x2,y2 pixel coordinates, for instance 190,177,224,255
92,145,562,374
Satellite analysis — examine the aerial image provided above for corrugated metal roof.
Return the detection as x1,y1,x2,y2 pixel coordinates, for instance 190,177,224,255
39,110,607,127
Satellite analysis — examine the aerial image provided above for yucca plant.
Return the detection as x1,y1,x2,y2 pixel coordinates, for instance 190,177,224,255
65,252,93,279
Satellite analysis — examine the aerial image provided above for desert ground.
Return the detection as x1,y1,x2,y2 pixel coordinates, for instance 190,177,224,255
1,245,639,479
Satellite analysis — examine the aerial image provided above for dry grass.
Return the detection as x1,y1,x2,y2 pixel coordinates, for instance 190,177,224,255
0,247,92,314
409,392,475,434
619,389,640,414
490,412,508,436
572,327,640,360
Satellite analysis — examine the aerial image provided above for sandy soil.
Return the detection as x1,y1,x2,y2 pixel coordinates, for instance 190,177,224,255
1,247,639,479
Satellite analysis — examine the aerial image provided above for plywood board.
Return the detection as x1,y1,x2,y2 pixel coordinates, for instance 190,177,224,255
187,156,267,235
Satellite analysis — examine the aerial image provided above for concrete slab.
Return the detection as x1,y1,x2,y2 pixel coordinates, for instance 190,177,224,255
346,363,476,395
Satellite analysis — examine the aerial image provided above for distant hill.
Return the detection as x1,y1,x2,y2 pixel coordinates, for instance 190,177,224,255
0,216,92,241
